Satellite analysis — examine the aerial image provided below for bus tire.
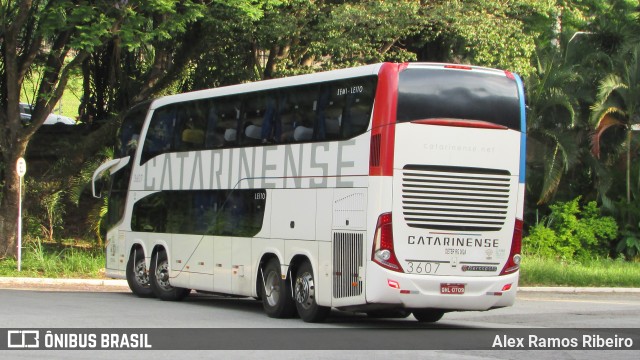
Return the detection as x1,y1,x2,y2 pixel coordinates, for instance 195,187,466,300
126,250,154,298
149,250,190,301
294,261,329,323
366,310,411,319
412,309,445,323
261,258,296,318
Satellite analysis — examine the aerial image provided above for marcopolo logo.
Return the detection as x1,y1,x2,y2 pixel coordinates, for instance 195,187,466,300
7,330,40,348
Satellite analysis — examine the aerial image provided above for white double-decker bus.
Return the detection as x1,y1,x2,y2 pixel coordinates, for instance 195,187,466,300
92,62,526,323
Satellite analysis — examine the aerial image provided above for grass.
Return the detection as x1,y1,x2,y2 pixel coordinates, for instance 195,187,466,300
519,255,640,287
0,238,104,279
21,66,82,119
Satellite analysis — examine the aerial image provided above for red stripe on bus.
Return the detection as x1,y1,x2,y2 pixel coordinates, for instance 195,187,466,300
369,62,400,176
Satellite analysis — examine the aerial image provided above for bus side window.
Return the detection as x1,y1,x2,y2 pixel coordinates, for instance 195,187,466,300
312,84,331,141
216,189,266,236
131,192,168,233
177,102,206,151
241,94,264,145
215,96,241,147
346,82,374,138
259,92,284,144
141,106,177,164
204,101,223,148
333,78,375,140
285,86,315,143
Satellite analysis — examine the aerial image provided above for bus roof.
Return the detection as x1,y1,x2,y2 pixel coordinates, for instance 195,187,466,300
150,63,384,110
149,62,516,110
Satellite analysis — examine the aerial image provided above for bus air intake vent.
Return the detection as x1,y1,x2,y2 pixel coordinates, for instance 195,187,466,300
402,165,511,232
370,134,381,167
333,232,363,299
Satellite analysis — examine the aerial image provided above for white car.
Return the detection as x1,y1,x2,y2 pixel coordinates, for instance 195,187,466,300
19,103,76,125
19,102,33,123
44,113,76,125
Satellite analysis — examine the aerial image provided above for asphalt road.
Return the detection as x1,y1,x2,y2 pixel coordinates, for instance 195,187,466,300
0,287,638,359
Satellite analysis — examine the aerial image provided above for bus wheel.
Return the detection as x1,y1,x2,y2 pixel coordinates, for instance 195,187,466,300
294,261,329,323
149,250,190,301
412,309,445,323
261,258,295,318
126,250,154,298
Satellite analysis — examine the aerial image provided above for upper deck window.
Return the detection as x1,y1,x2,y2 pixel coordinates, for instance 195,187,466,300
139,76,377,165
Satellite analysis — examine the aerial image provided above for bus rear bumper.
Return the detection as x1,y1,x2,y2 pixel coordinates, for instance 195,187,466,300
365,265,519,311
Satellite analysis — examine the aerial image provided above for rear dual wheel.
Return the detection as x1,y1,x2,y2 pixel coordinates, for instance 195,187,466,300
126,250,154,298
294,261,330,323
260,259,329,323
366,310,411,319
261,258,296,318
149,250,190,301
412,309,445,323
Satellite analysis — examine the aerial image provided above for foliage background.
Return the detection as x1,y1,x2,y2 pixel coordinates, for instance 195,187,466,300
1,0,640,263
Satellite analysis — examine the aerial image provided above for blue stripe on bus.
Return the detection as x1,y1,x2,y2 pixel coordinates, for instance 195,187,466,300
514,73,526,184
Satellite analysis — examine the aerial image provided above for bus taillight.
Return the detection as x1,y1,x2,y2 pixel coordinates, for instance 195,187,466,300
444,64,473,70
411,118,508,130
500,218,523,275
372,213,404,273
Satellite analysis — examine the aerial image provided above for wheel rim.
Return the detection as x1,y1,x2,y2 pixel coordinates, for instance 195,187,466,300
295,271,315,310
155,259,172,291
264,270,281,307
134,258,149,287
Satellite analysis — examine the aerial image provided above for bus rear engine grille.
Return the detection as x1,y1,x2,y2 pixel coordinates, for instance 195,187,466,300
333,232,364,299
402,165,511,232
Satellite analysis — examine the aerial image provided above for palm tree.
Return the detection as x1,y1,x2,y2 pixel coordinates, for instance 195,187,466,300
591,44,640,207
526,49,581,204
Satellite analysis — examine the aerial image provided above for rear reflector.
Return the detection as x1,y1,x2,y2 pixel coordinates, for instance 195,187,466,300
411,119,508,130
387,279,400,289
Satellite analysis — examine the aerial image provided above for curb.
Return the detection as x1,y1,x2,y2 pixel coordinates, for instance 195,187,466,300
0,277,127,287
1,278,639,293
518,286,640,294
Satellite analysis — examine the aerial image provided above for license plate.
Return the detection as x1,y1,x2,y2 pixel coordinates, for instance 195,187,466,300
440,283,466,295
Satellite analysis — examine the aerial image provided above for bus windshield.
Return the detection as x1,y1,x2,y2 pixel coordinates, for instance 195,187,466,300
396,68,521,131
116,102,150,158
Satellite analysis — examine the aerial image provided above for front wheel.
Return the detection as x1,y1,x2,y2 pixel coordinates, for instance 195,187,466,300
412,309,445,323
126,250,154,298
294,261,330,323
149,250,190,301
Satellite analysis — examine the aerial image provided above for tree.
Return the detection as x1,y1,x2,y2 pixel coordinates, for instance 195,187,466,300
184,0,552,86
525,48,581,204
523,0,639,222
0,0,241,259
591,44,640,207
1,0,125,258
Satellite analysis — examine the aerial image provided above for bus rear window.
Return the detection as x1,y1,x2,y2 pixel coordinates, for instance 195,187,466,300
397,68,521,131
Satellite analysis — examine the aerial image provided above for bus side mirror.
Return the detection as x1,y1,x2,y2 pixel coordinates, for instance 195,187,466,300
93,177,107,199
92,157,130,198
